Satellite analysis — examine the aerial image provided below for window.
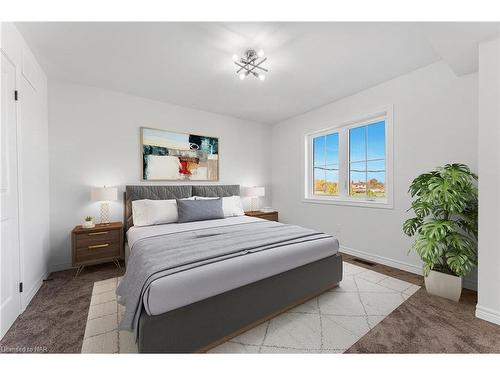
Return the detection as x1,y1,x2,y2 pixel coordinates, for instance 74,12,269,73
349,121,385,198
305,108,392,208
313,132,339,196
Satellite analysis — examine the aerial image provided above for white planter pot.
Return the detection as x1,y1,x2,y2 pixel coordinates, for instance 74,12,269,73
82,221,95,229
424,270,462,302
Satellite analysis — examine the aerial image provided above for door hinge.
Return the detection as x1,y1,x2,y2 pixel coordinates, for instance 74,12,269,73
14,90,19,101
19,282,23,293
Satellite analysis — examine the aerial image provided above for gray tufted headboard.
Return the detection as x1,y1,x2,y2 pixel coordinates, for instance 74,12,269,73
123,184,240,231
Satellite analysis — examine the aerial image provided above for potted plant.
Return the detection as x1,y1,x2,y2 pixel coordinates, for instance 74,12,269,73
83,215,95,229
403,163,478,301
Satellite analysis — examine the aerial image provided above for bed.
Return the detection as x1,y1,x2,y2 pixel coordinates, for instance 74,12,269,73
119,184,343,353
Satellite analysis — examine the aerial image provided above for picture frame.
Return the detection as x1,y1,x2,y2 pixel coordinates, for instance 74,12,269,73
141,127,219,181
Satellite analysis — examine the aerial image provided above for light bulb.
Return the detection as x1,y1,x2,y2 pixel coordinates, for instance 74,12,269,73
259,74,266,81
239,73,246,80
257,50,265,58
232,54,239,62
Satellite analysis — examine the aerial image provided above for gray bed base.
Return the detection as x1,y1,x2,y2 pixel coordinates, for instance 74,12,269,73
137,253,343,353
123,184,343,353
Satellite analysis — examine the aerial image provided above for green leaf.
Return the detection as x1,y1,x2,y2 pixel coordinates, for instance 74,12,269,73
420,220,455,241
414,236,442,268
411,201,432,218
403,217,422,237
408,172,438,197
446,247,476,277
422,263,432,277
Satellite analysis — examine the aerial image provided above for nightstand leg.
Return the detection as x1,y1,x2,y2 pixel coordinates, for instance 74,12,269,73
113,259,122,270
75,266,84,277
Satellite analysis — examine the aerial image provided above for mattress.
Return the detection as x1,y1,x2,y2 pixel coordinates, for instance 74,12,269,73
126,216,339,316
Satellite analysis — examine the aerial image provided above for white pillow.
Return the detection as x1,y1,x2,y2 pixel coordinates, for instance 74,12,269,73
225,196,245,217
194,195,244,218
132,199,178,227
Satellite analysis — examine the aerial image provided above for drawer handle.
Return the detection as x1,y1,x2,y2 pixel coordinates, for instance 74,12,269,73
88,231,108,236
88,243,110,249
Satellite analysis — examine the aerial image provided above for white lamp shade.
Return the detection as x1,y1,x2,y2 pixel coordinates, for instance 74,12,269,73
244,186,265,198
91,186,118,202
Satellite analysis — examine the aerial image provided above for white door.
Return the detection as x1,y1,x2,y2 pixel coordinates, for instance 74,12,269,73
0,52,21,339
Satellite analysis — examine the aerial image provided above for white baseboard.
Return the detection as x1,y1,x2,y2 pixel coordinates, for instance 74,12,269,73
476,305,500,325
340,246,423,275
49,262,73,273
21,270,49,311
340,246,477,291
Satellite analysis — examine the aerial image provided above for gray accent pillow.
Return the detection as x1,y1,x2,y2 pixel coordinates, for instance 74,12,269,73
176,198,224,223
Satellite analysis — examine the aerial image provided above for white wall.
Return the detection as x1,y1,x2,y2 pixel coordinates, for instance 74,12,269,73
476,38,500,325
1,23,50,309
48,81,272,271
271,61,478,287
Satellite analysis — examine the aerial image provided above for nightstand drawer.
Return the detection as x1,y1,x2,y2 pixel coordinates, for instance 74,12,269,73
257,212,278,221
75,230,120,248
245,211,279,222
76,242,121,263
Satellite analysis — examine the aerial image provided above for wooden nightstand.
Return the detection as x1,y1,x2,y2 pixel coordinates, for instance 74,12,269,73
71,221,124,276
245,210,279,222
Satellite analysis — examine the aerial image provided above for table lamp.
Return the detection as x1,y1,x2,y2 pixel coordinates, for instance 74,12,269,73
244,186,265,212
91,186,118,224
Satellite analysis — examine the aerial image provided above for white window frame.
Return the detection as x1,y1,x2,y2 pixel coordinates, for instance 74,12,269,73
303,106,394,209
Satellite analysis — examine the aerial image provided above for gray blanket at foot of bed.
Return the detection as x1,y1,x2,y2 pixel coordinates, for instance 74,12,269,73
116,220,336,336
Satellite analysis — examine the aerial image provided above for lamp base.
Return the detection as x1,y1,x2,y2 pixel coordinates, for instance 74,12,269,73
250,197,261,212
100,202,111,224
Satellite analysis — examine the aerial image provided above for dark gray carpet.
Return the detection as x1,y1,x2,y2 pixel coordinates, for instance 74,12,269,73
346,287,500,353
0,263,124,353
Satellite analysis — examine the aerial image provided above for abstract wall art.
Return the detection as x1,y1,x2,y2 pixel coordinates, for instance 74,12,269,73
141,127,219,181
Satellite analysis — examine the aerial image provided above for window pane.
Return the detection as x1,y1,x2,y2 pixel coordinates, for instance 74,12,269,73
367,172,385,197
325,167,339,196
350,161,366,196
350,172,366,196
367,121,385,160
349,126,366,162
313,136,325,166
325,133,339,164
314,167,326,194
367,159,385,172
367,159,385,197
349,161,366,173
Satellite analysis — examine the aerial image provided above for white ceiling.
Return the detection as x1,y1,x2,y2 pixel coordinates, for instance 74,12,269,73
15,22,500,124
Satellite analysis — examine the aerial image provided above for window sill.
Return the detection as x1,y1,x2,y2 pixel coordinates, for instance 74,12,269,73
302,197,394,209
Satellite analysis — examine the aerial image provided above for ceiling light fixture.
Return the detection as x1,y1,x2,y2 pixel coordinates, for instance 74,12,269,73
233,49,268,81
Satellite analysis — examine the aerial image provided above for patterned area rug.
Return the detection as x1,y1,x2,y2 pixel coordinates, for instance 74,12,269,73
81,262,420,353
